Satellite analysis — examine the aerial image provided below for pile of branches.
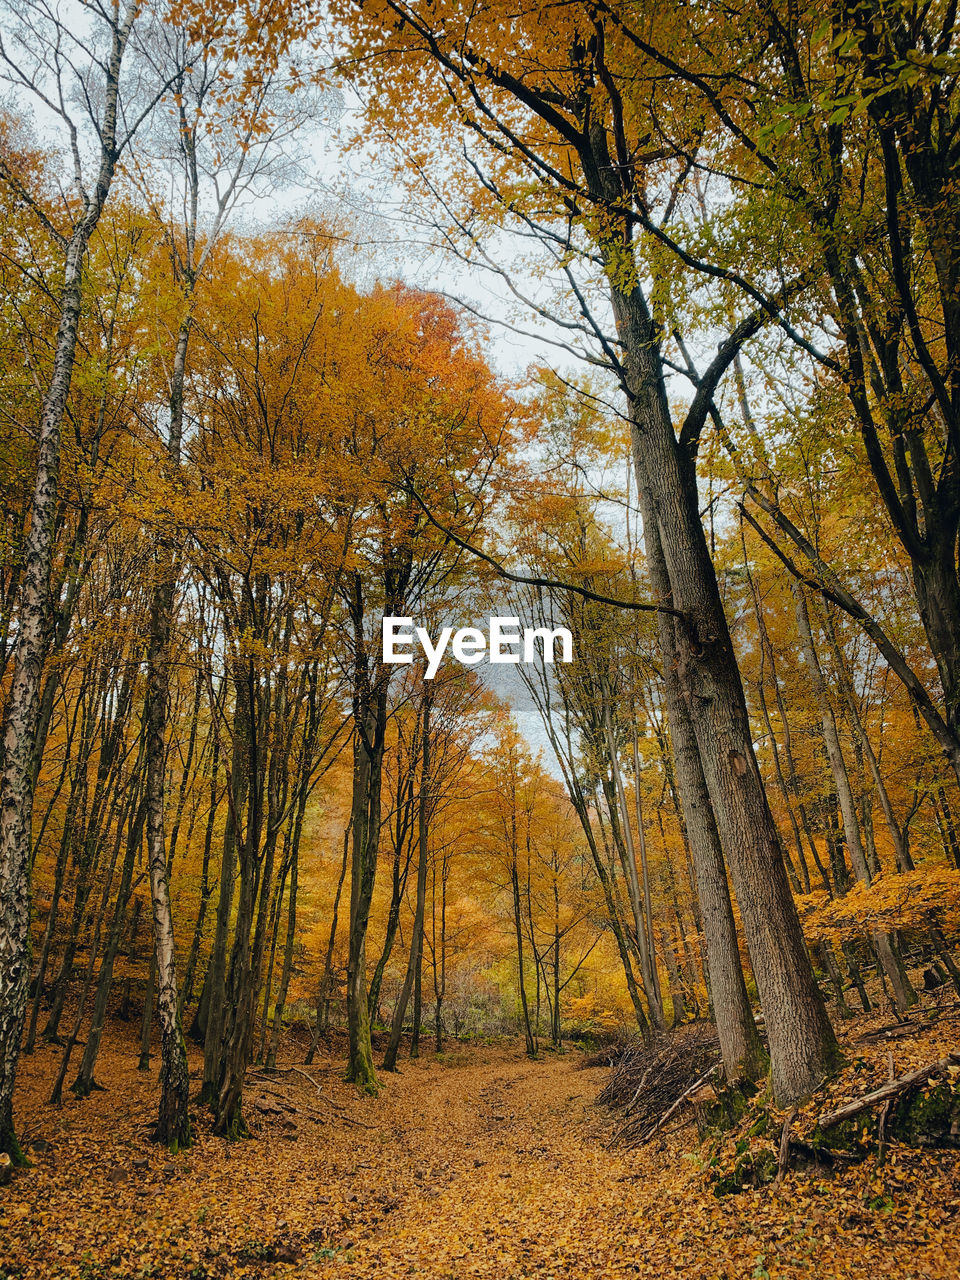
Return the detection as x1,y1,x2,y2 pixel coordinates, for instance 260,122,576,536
598,1023,721,1149
580,1033,637,1069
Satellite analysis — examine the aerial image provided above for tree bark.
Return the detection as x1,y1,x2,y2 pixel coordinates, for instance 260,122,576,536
639,493,767,1083
384,692,431,1071
0,0,139,1164
613,277,839,1103
795,586,917,1014
345,679,388,1093
142,318,194,1149
267,846,299,1070
72,794,146,1097
601,683,664,1028
306,824,350,1064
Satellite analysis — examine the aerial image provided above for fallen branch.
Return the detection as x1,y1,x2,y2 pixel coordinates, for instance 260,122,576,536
251,1066,378,1130
254,1098,299,1117
818,1052,960,1129
773,1107,798,1190
857,1020,919,1040
598,1025,720,1136
249,1084,291,1101
288,1066,343,1105
335,1112,378,1131
637,1064,718,1145
624,1063,657,1117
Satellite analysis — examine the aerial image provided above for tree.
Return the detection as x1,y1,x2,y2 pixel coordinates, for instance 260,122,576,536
131,17,321,1149
382,682,431,1070
0,0,172,1162
511,377,763,1075
334,0,840,1102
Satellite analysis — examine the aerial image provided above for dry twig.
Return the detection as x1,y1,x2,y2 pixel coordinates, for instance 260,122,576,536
772,1107,798,1190
818,1052,960,1129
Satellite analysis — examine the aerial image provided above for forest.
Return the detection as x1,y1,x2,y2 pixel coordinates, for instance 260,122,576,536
0,0,959,1276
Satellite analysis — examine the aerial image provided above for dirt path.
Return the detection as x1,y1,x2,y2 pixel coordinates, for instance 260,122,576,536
2,1031,959,1279
335,1046,620,1276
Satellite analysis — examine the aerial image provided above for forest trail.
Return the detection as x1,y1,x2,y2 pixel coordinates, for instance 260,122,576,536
2,1028,959,1280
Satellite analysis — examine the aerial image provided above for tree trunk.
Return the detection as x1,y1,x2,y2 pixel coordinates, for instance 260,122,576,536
72,795,145,1097
795,586,917,1014
411,938,423,1057
841,941,872,1013
346,675,388,1094
601,684,664,1028
139,952,156,1071
613,277,839,1104
433,858,448,1053
24,811,74,1053
661,925,687,1026
201,701,244,1102
306,823,350,1064
743,553,810,892
587,792,652,1036
119,896,143,1021
552,881,562,1045
180,740,220,1016
43,669,136,1044
267,846,299,1070
934,788,960,871
367,832,412,1024
49,780,135,1106
0,2,138,1162
639,493,767,1083
384,693,431,1072
510,803,537,1058
819,942,854,1019
257,853,289,1065
142,317,194,1149
632,731,662,978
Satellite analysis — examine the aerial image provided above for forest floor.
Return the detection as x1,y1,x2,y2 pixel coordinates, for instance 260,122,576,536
1,1010,959,1280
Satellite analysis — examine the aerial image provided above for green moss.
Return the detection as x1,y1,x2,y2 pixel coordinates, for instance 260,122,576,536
344,1052,380,1097
811,1078,960,1157
697,1079,760,1138
345,1028,381,1097
712,1145,778,1197
216,1108,251,1141
891,1081,960,1147
810,1113,876,1154
0,1123,29,1169
747,1110,771,1138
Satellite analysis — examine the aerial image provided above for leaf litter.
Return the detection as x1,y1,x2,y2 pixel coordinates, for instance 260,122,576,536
1,1013,958,1280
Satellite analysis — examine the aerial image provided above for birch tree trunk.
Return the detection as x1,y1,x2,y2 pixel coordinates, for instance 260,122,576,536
0,2,140,1159
142,318,193,1149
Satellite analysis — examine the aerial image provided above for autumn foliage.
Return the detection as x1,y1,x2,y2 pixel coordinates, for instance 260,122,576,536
0,0,959,1275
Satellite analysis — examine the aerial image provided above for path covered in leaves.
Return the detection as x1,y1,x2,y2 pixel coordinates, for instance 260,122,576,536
2,1026,959,1279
